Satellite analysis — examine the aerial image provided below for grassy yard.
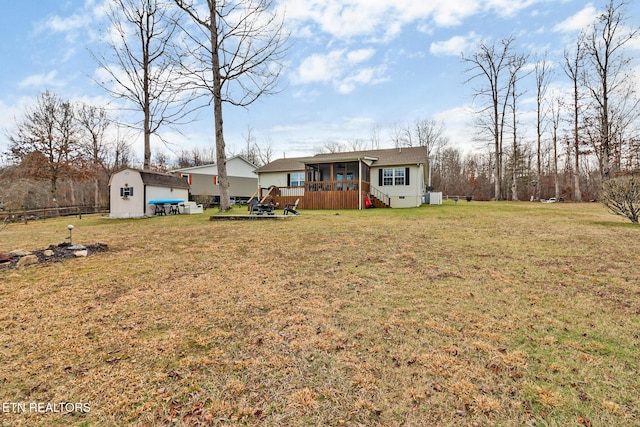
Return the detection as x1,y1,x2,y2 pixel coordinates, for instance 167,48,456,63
0,202,638,426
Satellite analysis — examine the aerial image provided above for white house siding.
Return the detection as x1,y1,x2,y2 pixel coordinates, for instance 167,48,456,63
371,164,425,208
173,157,258,198
109,169,146,218
257,171,291,188
187,175,257,197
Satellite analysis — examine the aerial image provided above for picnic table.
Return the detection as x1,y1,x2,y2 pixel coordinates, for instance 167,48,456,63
250,200,278,215
148,199,185,215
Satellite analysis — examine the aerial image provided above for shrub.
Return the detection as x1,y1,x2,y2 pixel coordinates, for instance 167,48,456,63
600,175,640,224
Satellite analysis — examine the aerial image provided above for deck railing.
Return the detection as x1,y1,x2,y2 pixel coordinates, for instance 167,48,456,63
305,180,363,192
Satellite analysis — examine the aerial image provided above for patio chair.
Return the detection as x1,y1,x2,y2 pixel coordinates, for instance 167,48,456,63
283,199,300,215
249,198,260,214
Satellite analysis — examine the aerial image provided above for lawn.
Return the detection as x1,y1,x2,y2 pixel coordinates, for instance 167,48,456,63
1,202,638,426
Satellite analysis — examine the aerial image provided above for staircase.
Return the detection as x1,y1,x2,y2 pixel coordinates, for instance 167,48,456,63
369,186,390,208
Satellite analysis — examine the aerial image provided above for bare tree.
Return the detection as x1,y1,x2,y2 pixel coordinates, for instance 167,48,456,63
347,138,368,152
550,97,562,199
583,0,639,180
76,104,112,207
534,54,551,201
563,36,586,201
317,141,345,154
174,0,288,211
370,123,381,150
7,91,81,196
256,137,274,166
463,37,519,200
94,0,190,170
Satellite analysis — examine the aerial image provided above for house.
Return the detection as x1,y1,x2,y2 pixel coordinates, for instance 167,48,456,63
108,168,190,218
172,155,258,205
254,146,428,209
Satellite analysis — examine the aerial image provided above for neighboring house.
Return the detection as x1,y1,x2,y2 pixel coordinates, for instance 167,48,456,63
172,155,258,204
254,147,428,209
109,168,190,218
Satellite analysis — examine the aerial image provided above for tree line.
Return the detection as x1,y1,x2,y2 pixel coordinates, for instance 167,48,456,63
1,0,639,211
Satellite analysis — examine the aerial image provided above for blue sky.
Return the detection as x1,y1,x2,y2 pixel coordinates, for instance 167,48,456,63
1,0,639,164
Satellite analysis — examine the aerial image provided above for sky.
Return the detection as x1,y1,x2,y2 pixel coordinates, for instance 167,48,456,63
1,0,639,165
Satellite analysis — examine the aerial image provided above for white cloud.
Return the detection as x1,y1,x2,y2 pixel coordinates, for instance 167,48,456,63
280,0,557,41
434,104,482,151
295,50,347,84
45,14,88,32
293,48,385,93
430,32,481,56
553,4,598,33
18,71,63,89
346,48,375,64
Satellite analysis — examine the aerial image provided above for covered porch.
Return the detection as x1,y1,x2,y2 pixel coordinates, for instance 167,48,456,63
252,159,390,210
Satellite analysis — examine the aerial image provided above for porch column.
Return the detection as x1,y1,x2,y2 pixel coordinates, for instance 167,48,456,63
358,159,362,210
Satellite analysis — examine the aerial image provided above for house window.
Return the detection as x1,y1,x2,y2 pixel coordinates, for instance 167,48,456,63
120,186,134,198
181,173,192,185
394,168,405,185
380,168,410,186
288,172,304,187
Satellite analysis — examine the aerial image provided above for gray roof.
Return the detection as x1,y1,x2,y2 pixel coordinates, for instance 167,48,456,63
140,170,190,189
254,157,306,173
255,146,427,173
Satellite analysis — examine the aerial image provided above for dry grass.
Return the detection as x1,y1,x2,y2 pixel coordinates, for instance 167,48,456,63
1,202,639,426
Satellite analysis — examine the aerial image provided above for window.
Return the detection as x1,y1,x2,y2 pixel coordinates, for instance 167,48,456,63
288,172,304,187
379,168,410,186
383,169,394,185
120,186,133,198
181,173,192,185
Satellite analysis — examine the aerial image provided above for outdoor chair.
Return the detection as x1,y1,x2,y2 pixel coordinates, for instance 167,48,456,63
283,199,300,215
249,198,260,214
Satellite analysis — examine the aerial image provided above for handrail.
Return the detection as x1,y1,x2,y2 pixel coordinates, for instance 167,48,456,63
369,185,390,207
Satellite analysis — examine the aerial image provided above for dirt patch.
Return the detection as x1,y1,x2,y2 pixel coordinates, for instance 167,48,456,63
0,242,108,270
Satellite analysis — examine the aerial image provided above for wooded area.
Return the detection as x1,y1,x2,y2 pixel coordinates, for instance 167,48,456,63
1,0,638,210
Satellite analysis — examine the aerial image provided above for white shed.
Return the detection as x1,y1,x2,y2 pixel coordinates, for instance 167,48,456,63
108,168,190,218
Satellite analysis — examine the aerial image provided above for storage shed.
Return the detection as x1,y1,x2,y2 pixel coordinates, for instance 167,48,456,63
109,168,190,218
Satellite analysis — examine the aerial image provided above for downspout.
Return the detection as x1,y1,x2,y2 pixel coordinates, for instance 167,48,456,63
358,159,362,210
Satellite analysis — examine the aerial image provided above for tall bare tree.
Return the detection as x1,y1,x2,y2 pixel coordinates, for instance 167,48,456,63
550,97,562,199
508,54,528,201
563,36,586,201
94,0,189,170
463,37,520,200
583,0,639,180
76,104,112,207
534,54,551,201
174,0,288,211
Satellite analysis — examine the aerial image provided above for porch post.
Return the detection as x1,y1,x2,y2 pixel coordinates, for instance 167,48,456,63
358,159,362,210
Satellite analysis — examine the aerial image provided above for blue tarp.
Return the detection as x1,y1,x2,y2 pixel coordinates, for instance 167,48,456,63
147,199,185,205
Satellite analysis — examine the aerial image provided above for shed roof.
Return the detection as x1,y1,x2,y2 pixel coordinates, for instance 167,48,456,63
139,170,190,189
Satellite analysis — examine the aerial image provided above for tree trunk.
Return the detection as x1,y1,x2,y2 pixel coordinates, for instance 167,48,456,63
573,85,582,201
210,1,231,211
553,129,559,199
